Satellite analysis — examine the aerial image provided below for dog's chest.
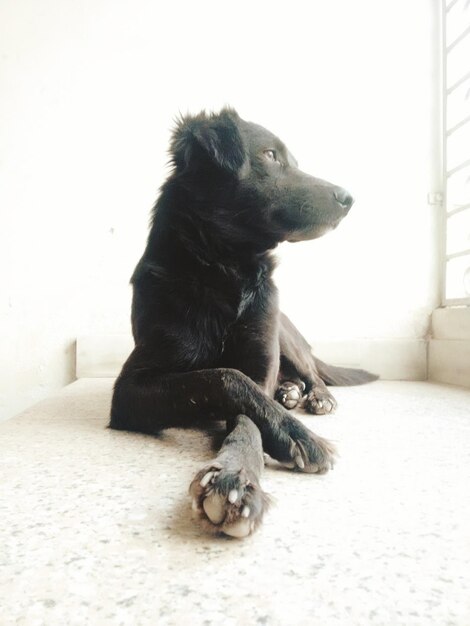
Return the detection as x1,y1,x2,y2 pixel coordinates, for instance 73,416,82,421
190,262,274,366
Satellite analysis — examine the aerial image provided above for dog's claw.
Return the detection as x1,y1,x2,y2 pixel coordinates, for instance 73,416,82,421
228,489,238,504
294,454,305,469
200,471,215,488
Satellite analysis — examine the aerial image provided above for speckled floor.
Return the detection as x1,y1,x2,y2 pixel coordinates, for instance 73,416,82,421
1,379,469,626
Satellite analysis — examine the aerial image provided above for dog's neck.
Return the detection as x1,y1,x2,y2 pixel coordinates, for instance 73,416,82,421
148,227,276,293
145,189,278,288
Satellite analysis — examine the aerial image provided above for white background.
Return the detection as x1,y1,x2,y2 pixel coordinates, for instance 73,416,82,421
0,0,441,420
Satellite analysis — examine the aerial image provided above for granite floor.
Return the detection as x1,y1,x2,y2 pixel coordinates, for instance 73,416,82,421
0,379,469,626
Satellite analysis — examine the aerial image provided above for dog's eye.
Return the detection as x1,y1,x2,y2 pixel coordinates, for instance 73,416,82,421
263,150,277,162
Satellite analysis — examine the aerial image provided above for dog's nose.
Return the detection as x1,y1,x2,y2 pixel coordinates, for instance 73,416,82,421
334,188,354,212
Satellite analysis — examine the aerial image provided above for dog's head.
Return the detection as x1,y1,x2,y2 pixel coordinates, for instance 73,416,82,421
170,108,353,250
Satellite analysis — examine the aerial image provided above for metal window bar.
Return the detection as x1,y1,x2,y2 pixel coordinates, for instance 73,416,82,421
442,0,470,305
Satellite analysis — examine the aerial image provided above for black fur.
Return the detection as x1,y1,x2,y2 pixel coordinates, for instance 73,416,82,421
110,107,377,537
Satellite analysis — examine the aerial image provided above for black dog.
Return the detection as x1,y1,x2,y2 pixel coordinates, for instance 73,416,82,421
110,108,377,538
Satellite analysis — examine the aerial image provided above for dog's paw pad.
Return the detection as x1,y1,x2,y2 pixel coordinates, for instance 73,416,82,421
202,493,252,537
189,464,269,538
222,517,252,538
305,387,337,415
275,381,305,410
202,492,226,524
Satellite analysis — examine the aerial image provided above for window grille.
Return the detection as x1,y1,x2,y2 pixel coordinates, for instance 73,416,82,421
442,0,470,305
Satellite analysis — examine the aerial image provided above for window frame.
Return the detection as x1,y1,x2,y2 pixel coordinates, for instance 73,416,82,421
441,0,470,306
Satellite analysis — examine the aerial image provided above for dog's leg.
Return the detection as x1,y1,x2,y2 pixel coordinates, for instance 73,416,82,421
189,414,270,538
110,349,336,473
277,312,338,415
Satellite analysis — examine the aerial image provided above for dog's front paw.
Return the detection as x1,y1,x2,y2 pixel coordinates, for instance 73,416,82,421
189,462,270,538
275,380,306,409
274,417,337,474
304,386,337,415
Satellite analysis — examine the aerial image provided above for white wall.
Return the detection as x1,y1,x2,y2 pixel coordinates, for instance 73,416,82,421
0,0,441,420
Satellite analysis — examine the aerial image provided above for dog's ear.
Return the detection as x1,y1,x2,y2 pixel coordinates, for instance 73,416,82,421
170,108,246,175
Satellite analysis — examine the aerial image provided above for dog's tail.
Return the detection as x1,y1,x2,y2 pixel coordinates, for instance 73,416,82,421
314,357,379,386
